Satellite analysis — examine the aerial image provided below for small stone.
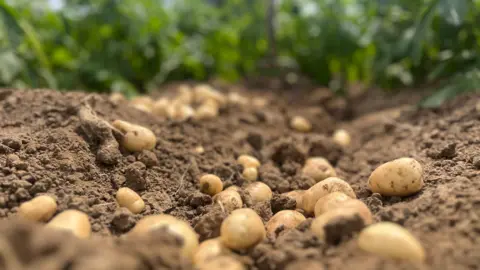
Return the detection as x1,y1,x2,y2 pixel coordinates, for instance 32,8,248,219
188,191,212,208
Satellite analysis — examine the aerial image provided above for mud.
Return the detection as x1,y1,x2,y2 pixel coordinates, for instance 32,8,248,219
0,87,479,270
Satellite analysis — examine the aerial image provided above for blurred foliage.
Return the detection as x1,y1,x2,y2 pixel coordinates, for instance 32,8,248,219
0,0,479,104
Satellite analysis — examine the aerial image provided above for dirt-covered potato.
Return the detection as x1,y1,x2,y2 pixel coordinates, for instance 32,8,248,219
129,214,199,259
116,187,145,214
237,155,261,169
300,177,356,214
282,190,305,209
198,256,245,270
313,192,351,217
242,167,258,182
368,157,423,196
245,182,273,203
46,210,91,239
358,222,425,262
193,238,230,265
213,189,243,211
199,174,223,196
220,208,265,250
265,210,306,238
166,103,195,121
302,157,337,182
194,84,227,107
112,120,156,152
152,98,170,117
130,96,154,112
310,207,363,241
18,195,57,222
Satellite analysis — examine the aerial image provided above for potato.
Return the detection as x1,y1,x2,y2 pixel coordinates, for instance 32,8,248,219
358,222,425,262
368,157,423,196
281,190,305,209
325,199,372,225
198,256,245,270
265,210,305,238
130,96,154,110
193,238,230,265
213,190,243,211
300,177,356,214
227,92,249,106
313,192,351,217
195,100,219,120
302,157,337,182
245,182,272,203
310,208,362,241
290,116,312,132
199,174,223,196
116,187,145,214
194,84,227,107
18,195,57,222
152,98,170,117
129,214,199,259
220,208,265,250
46,210,91,239
109,92,126,103
112,120,156,152
242,167,258,182
166,103,195,121
332,129,351,147
237,155,260,169
175,85,194,105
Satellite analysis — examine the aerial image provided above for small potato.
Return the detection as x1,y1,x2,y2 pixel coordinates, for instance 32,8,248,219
220,208,265,250
198,256,245,270
290,116,312,132
313,192,351,217
252,97,268,108
131,103,152,113
195,101,219,120
302,157,337,182
213,190,243,211
242,167,258,182
46,210,91,239
300,177,356,214
199,174,223,196
225,185,240,192
227,92,249,106
129,214,199,258
152,98,170,117
281,190,305,209
237,155,260,169
109,92,126,103
167,103,195,121
194,84,227,107
310,207,363,241
358,222,426,262
194,146,205,154
18,195,57,222
193,238,230,265
116,187,145,214
112,120,157,152
175,85,194,105
245,182,272,203
265,210,306,238
368,157,423,196
130,96,154,109
332,129,351,147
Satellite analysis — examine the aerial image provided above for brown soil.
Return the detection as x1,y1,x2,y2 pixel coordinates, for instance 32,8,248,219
0,87,479,270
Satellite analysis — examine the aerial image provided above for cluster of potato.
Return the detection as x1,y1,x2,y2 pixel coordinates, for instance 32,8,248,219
110,84,254,124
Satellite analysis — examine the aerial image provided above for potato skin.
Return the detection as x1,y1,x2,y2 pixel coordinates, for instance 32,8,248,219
368,158,423,196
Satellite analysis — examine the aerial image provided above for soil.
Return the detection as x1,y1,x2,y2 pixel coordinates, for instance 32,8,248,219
0,86,479,270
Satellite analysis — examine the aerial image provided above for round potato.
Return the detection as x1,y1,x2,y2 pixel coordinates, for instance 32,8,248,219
368,157,423,196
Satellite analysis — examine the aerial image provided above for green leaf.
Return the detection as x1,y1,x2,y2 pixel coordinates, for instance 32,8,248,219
0,2,23,47
438,0,468,26
411,0,440,65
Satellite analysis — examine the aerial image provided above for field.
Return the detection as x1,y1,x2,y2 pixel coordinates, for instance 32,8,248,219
0,84,478,270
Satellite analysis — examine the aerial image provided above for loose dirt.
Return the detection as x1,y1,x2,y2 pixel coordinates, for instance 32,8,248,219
0,86,478,270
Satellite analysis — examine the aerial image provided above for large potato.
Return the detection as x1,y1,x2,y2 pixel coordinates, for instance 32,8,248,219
368,157,423,196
